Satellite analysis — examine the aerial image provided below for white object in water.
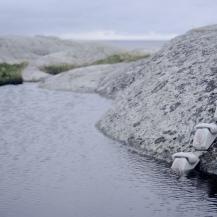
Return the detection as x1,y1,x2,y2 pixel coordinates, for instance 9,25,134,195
193,123,217,151
171,152,200,175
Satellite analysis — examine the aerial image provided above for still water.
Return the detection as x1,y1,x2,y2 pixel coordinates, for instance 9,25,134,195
0,83,217,217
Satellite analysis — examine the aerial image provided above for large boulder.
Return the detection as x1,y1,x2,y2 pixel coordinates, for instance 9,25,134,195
22,65,51,82
97,25,217,174
96,60,147,99
39,64,121,93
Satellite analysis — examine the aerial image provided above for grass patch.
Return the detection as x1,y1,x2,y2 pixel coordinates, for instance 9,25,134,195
0,63,27,86
93,52,150,65
41,64,78,75
41,52,150,75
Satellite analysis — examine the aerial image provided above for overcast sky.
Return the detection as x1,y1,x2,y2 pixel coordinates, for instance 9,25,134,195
0,0,216,39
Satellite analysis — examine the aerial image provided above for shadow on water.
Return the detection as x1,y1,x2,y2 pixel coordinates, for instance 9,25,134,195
187,171,217,198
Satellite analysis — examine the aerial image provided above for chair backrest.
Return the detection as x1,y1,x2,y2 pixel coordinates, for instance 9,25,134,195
193,127,217,151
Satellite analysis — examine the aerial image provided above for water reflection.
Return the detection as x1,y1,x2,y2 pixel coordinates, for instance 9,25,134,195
187,171,217,198
0,83,217,217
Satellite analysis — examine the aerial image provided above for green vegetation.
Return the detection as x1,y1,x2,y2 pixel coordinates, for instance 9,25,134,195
93,52,150,65
0,63,27,86
41,64,78,75
41,52,150,75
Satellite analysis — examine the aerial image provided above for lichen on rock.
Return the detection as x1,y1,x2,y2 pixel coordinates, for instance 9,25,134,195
97,25,217,174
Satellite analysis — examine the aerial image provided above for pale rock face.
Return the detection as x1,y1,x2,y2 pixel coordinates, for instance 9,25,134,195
97,25,217,174
0,35,123,66
33,43,124,67
39,64,116,93
0,36,124,83
38,59,143,92
96,60,148,99
22,65,51,82
39,62,141,95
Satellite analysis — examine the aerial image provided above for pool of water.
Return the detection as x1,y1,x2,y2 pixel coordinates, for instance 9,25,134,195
0,83,217,217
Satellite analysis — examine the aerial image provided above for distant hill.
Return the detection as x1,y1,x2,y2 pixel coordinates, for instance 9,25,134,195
0,36,124,65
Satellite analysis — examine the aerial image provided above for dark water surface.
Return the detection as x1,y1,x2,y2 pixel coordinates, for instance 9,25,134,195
1,84,217,217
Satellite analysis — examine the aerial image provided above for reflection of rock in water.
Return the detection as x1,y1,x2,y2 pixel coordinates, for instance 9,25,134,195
188,171,217,198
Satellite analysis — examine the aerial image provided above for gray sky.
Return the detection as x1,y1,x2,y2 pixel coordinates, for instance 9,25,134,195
0,0,217,39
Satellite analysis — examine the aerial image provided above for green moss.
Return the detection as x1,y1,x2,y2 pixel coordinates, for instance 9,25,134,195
93,52,150,65
41,52,150,75
41,64,78,75
0,63,27,86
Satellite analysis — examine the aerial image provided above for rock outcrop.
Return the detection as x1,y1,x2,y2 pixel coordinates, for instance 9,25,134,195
0,36,123,65
39,64,114,93
97,25,217,174
40,63,129,93
0,36,125,82
22,65,51,82
39,60,149,98
96,60,147,99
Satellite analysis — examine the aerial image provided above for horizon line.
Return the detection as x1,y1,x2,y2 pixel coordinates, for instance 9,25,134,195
59,31,178,41
0,31,178,41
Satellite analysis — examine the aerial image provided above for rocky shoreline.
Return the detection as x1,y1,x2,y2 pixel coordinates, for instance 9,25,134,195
2,26,217,175
38,25,217,175
96,25,217,175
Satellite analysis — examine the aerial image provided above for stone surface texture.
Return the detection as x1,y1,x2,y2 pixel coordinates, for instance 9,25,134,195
97,25,217,174
39,64,115,93
22,65,51,82
40,61,147,98
96,60,147,99
3,27,217,175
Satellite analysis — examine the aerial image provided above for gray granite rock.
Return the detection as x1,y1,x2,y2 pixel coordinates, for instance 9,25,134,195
0,35,123,65
97,25,217,174
0,35,126,83
96,60,147,99
39,62,145,95
39,64,117,93
22,65,51,82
